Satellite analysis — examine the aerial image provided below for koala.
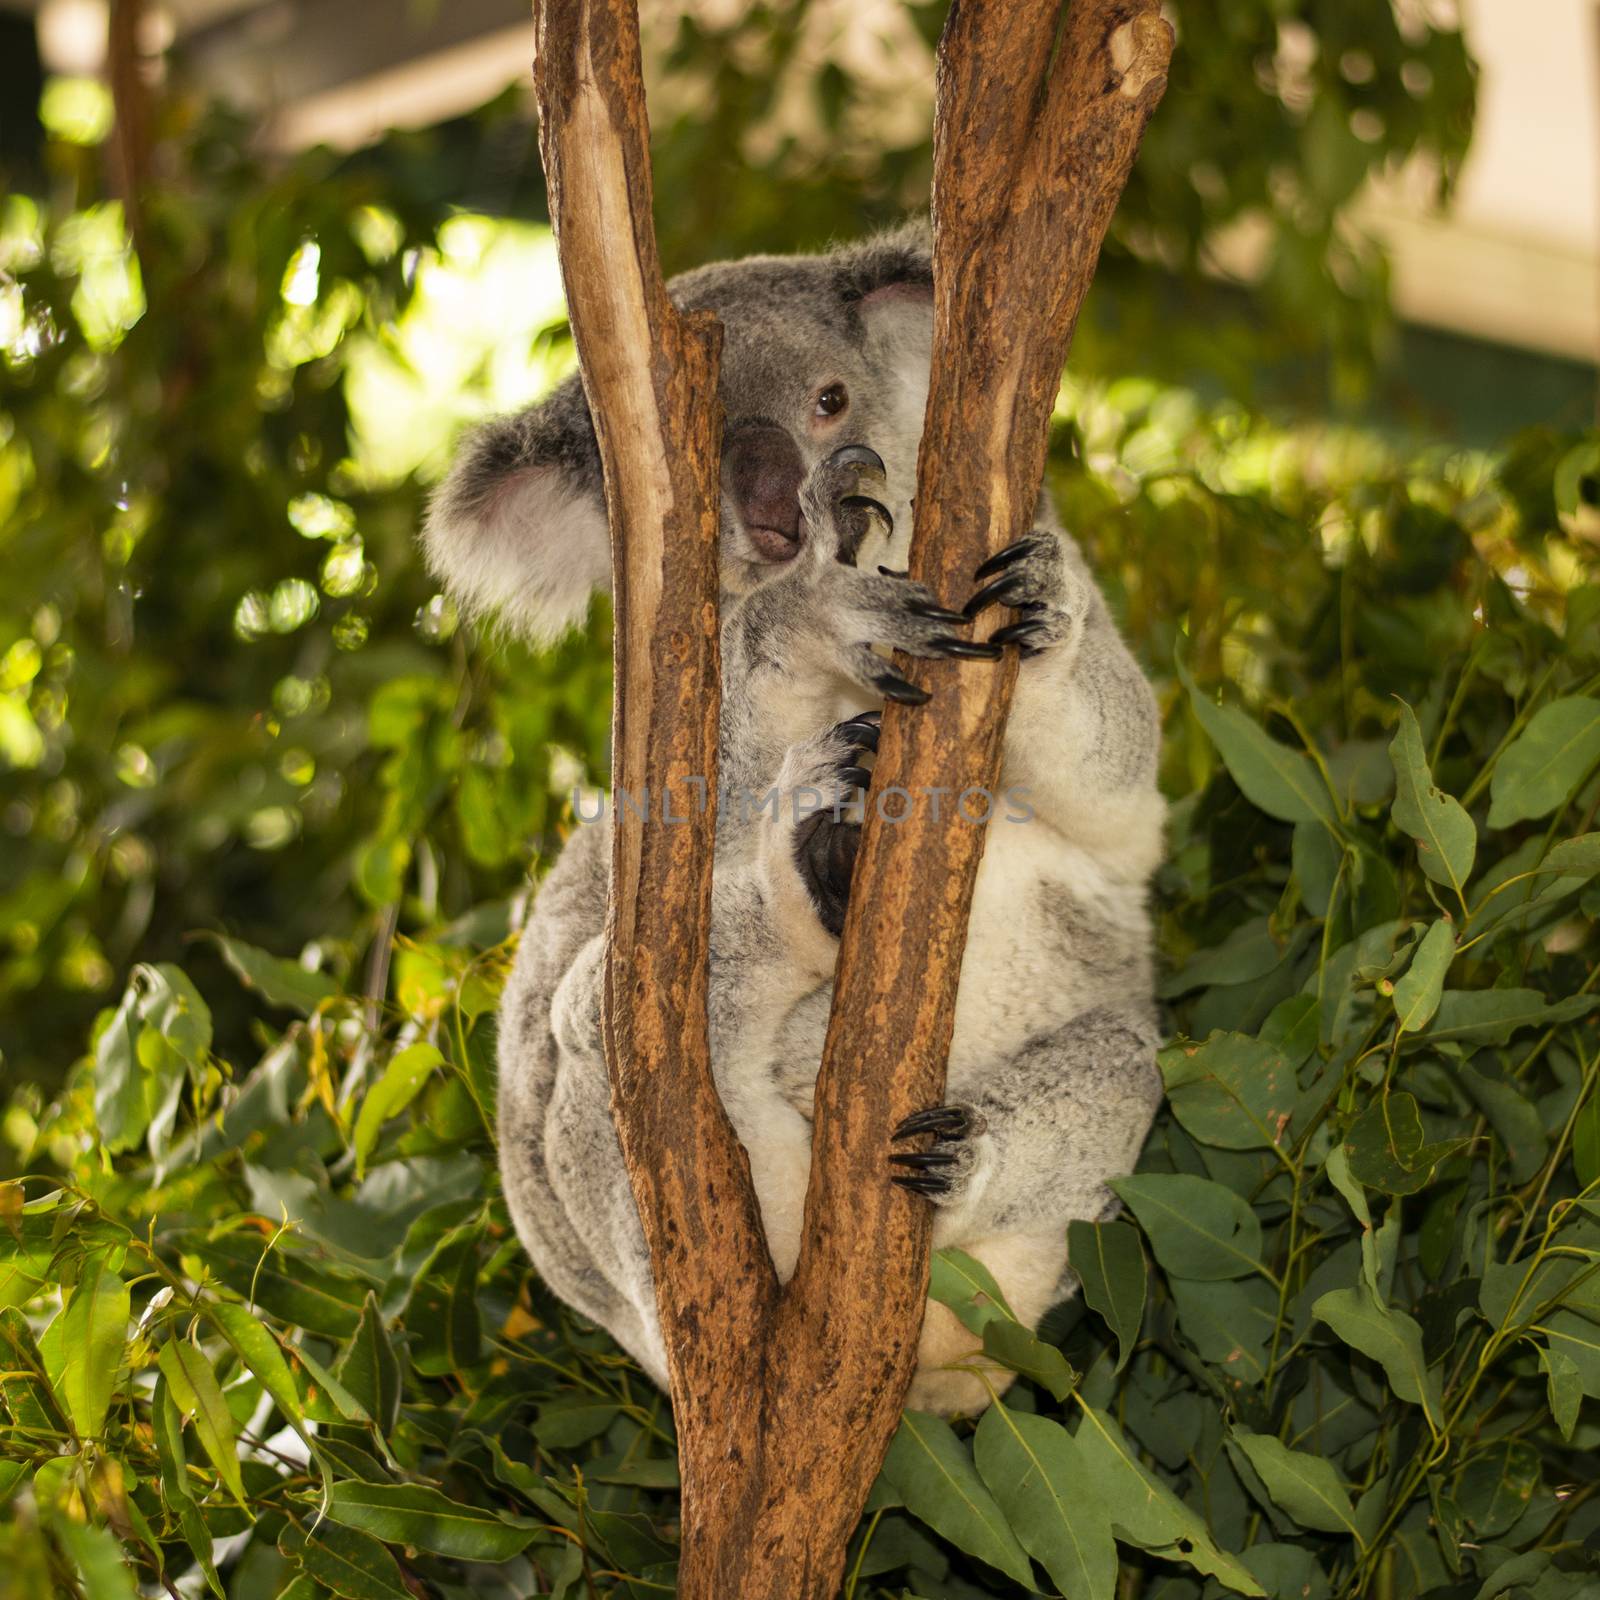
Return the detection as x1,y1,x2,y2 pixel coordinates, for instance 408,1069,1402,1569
423,224,1165,1414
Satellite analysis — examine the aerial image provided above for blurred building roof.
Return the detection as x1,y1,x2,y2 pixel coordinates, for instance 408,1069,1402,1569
7,0,1598,367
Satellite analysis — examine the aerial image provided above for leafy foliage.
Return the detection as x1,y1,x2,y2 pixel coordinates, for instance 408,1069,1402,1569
4,3,1600,1598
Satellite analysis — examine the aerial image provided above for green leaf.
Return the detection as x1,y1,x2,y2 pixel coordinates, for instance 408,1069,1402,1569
1180,656,1338,829
353,1042,444,1178
291,1342,371,1424
1539,1344,1581,1440
206,933,339,1015
1068,1220,1146,1372
336,1293,401,1434
153,1377,225,1599
1488,697,1600,828
53,1518,139,1600
1392,919,1453,1033
1169,1277,1278,1385
980,1319,1078,1401
92,987,144,1153
1423,989,1599,1047
404,1223,484,1376
279,1520,412,1600
974,1401,1116,1600
54,1253,129,1437
159,1339,247,1505
1109,1174,1264,1281
880,1410,1035,1588
207,1300,305,1430
1160,1031,1297,1149
1389,701,1475,899
928,1247,1018,1336
1344,1091,1465,1196
325,1480,540,1561
1457,1064,1548,1185
531,1393,622,1449
1071,1403,1264,1594
1231,1431,1361,1539
0,1307,70,1436
1313,1285,1442,1429
191,1233,366,1338
1575,1084,1600,1189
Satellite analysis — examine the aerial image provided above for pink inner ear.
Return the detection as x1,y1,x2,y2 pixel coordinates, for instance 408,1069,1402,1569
860,281,934,311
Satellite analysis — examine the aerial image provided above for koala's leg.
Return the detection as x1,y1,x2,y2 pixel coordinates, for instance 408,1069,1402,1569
889,1007,1159,1414
499,934,669,1387
961,527,1165,881
890,1004,1162,1246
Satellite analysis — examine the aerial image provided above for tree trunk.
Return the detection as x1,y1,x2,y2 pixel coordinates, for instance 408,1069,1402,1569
529,1,1172,1594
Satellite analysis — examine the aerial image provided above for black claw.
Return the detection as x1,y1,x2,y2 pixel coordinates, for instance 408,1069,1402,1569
992,619,1049,648
839,493,893,531
874,671,930,706
903,599,968,624
889,1150,958,1171
892,1173,953,1198
963,573,1030,620
827,443,887,476
929,636,1004,661
878,565,909,579
974,535,1049,583
838,720,880,753
893,1106,975,1142
839,765,872,791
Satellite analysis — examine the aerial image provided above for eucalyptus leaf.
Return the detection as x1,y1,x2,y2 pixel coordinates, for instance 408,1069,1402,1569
1109,1174,1264,1282
1067,1220,1146,1372
1230,1431,1361,1540
1488,697,1600,828
1389,701,1475,899
974,1402,1115,1600
880,1411,1035,1588
1180,657,1338,829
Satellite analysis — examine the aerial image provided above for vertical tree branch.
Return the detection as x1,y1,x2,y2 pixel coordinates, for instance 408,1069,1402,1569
105,0,150,254
530,1,1171,1594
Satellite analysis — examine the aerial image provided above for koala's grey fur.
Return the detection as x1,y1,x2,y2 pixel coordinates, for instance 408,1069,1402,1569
423,224,1165,1413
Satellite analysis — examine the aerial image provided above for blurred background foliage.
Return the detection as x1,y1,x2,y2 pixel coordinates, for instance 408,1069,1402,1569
3,0,1600,1597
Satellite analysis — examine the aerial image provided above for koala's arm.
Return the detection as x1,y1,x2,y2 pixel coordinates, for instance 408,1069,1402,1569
964,511,1165,883
932,1004,1163,1245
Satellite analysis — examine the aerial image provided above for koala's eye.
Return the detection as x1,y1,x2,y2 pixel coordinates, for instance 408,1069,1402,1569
815,383,848,419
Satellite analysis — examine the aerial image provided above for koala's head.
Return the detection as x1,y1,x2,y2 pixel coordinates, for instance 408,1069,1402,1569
423,223,933,645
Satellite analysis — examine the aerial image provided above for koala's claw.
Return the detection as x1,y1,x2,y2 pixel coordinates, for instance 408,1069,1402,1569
837,712,881,750
878,565,909,579
889,1150,959,1172
874,670,931,706
840,492,893,532
827,443,887,477
894,1104,981,1142
904,598,968,625
929,635,1004,661
893,1172,954,1198
974,535,1050,583
840,764,873,791
963,572,1030,620
991,618,1050,657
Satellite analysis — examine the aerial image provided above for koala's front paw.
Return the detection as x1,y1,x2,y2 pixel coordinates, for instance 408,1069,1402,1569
791,713,880,937
962,532,1078,656
889,1103,987,1202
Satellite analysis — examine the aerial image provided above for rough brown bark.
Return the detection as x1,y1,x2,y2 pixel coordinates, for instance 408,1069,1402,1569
530,1,1172,1595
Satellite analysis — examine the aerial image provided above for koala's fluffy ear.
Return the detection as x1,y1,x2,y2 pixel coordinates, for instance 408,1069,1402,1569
832,220,934,370
423,372,610,647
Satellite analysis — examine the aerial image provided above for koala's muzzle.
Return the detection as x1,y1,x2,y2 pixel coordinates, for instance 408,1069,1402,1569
725,422,805,562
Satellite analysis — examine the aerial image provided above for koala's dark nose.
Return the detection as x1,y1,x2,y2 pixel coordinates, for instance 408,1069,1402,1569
725,423,804,557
